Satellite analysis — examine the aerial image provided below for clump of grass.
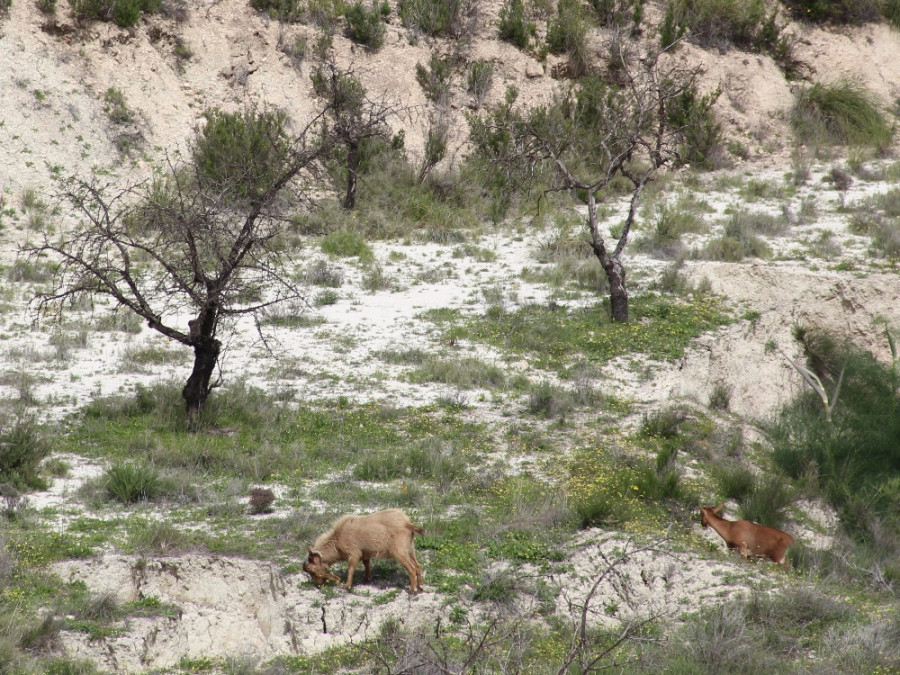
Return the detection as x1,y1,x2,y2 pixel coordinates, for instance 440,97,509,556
126,518,191,554
465,59,494,108
398,0,469,37
792,79,894,153
103,462,163,504
352,438,468,492
710,460,756,501
304,259,344,287
408,356,507,390
737,473,793,529
635,203,707,259
320,229,373,261
546,0,589,77
639,588,860,673
524,379,607,421
708,382,732,411
119,343,185,371
640,407,687,440
698,212,773,261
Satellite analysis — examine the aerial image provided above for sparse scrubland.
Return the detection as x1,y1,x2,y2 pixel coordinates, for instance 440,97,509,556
1,0,900,673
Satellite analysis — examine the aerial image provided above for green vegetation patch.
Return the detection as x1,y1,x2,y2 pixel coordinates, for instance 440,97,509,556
425,293,732,374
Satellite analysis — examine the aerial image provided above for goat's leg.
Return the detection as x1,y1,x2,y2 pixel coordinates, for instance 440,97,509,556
395,553,420,594
344,555,360,590
410,549,424,592
363,557,372,583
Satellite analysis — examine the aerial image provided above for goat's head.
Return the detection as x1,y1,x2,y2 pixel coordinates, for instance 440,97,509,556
302,548,340,586
700,503,724,528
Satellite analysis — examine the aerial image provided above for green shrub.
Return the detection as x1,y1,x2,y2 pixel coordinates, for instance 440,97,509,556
527,381,577,420
127,519,189,553
103,87,133,124
710,461,756,501
415,53,454,104
885,0,900,28
546,0,588,77
0,416,50,491
344,0,387,50
668,85,723,169
352,438,468,488
770,329,900,538
466,60,494,108
791,79,894,152
870,219,900,260
191,107,293,205
708,382,732,411
409,356,507,390
498,0,534,49
104,462,162,503
664,0,763,50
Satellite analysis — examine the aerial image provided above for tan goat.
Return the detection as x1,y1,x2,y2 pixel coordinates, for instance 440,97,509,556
700,504,794,566
303,508,425,593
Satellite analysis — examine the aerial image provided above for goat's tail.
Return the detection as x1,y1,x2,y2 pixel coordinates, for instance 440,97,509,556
407,523,426,536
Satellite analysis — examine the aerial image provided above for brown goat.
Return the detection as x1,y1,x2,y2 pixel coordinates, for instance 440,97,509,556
303,508,425,593
700,504,794,566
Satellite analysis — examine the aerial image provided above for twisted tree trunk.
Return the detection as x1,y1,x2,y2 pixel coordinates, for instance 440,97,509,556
182,337,221,418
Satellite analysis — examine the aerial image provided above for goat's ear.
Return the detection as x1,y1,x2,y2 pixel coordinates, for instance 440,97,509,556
307,548,320,562
714,503,724,513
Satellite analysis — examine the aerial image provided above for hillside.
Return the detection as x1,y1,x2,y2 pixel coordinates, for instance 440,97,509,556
1,1,900,673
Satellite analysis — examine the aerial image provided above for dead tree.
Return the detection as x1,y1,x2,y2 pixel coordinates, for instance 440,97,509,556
469,34,703,322
25,106,329,419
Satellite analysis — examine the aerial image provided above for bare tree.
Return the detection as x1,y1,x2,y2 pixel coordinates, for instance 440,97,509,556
25,106,329,419
469,34,703,322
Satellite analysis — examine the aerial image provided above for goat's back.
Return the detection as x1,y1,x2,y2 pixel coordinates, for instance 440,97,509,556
323,509,423,558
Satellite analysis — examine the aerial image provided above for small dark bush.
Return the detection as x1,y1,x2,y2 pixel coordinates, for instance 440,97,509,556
466,60,494,108
69,0,161,26
738,474,793,529
779,0,880,25
249,487,275,514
